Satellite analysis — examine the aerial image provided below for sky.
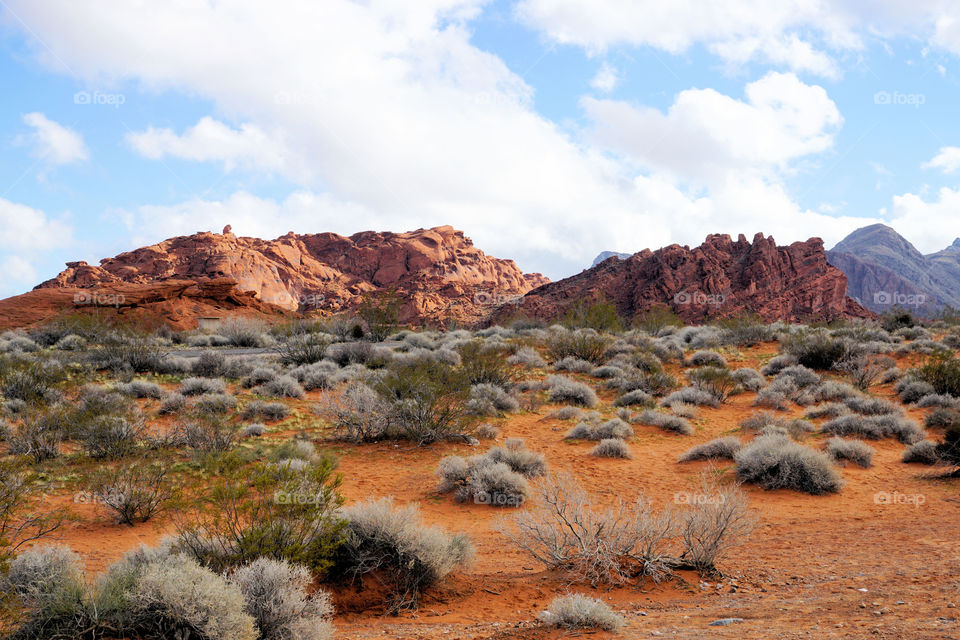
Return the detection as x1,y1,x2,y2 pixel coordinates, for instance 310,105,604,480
1,0,960,297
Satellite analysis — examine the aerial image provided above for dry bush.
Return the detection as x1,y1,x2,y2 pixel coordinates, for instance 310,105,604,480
661,386,719,408
635,410,693,435
500,473,678,585
590,438,632,458
835,355,895,390
902,440,940,464
242,399,290,422
613,389,653,407
678,436,741,462
332,497,472,613
88,461,175,524
822,413,925,444
825,437,874,468
687,350,727,368
545,375,599,407
538,593,624,632
677,476,755,573
566,418,634,441
547,329,612,364
688,366,740,402
735,434,842,495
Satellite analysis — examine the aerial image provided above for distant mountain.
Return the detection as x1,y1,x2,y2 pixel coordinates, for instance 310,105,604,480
590,251,631,267
501,233,871,324
827,224,960,314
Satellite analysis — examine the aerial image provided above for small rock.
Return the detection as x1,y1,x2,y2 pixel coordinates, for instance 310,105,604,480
709,618,744,626
857,588,869,592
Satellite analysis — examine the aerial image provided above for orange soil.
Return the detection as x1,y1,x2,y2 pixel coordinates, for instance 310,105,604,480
25,344,960,639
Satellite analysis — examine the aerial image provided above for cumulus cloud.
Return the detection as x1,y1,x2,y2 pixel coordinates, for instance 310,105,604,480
889,187,960,252
126,117,306,178
0,197,72,251
20,112,88,164
922,146,960,173
589,62,619,93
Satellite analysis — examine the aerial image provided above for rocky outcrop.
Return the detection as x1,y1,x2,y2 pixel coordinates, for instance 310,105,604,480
22,226,547,328
506,233,871,324
827,224,960,314
590,251,631,267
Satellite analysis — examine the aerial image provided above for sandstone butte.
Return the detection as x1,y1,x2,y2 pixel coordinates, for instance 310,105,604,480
501,232,874,324
0,226,548,330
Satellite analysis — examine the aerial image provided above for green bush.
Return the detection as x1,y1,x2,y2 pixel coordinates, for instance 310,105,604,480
912,353,960,397
174,459,345,573
561,299,623,332
547,329,612,365
781,330,851,370
457,340,515,387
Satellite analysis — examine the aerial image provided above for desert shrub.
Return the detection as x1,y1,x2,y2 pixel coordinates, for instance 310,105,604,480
91,332,168,373
356,289,402,341
822,414,925,444
633,304,683,334
566,418,634,440
181,416,239,452
688,366,740,402
218,318,269,348
734,434,842,494
546,375,598,407
806,402,850,419
332,497,472,612
814,380,861,402
175,459,344,573
128,552,257,640
926,407,960,428
753,387,790,410
276,333,331,366
6,544,87,629
466,383,519,416
192,351,227,378
636,410,693,435
545,406,584,421
7,416,63,462
678,436,741,462
669,402,698,418
835,355,895,391
716,315,773,347
464,462,530,507
760,354,799,376
0,464,62,565
253,374,304,399
898,380,938,404
501,473,678,585
843,395,898,416
677,477,755,572
0,356,68,404
324,342,380,368
547,329,611,365
590,365,622,379
158,392,187,415
775,365,821,389
241,366,280,388
552,356,595,373
613,389,653,407
319,382,389,442
902,440,940,464
79,415,143,459
507,346,546,368
231,558,335,640
116,379,165,399
826,437,874,468
937,426,960,469
193,392,238,415
917,393,960,409
457,340,515,387
781,330,852,370
242,400,290,421
688,350,727,368
240,423,266,438
372,359,473,444
486,439,548,477
731,367,765,392
88,462,174,524
661,386,719,408
271,438,317,464
912,353,960,397
474,423,499,439
561,299,623,332
179,377,227,396
590,438,632,458
538,593,624,632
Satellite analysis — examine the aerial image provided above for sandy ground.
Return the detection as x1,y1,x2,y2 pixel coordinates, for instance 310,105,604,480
32,344,960,639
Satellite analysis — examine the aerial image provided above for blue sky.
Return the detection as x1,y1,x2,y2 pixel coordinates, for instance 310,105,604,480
2,0,960,297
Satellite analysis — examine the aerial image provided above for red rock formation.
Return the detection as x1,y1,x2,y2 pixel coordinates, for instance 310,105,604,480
19,226,547,329
506,233,872,324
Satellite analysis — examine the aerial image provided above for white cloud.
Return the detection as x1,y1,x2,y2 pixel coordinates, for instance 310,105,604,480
0,256,37,287
0,197,72,251
20,112,88,164
515,0,960,76
126,117,305,178
3,0,874,278
582,72,842,182
589,62,619,92
889,187,960,252
922,146,960,173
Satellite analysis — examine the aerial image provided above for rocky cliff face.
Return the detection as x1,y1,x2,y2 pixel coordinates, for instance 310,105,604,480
14,226,547,329
827,224,960,314
507,233,871,324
